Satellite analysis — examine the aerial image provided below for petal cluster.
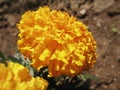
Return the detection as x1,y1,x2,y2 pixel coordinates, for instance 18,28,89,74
17,6,97,77
0,62,48,90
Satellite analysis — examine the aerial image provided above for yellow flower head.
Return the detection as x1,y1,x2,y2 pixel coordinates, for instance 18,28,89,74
17,6,97,77
0,62,48,90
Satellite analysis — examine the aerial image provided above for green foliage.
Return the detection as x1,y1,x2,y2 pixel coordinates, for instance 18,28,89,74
78,74,98,81
0,51,7,66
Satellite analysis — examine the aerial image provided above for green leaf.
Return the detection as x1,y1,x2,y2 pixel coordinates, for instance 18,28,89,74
7,55,22,64
0,51,6,60
82,74,98,80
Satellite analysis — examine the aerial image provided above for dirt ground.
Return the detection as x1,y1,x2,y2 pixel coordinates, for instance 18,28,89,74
0,0,120,90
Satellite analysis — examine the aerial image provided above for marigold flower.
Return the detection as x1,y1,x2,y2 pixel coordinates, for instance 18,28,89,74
17,6,97,77
0,62,48,90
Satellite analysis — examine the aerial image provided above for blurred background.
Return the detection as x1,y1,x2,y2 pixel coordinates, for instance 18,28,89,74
0,0,120,90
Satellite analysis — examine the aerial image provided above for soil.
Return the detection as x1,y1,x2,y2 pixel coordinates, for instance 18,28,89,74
0,0,120,90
